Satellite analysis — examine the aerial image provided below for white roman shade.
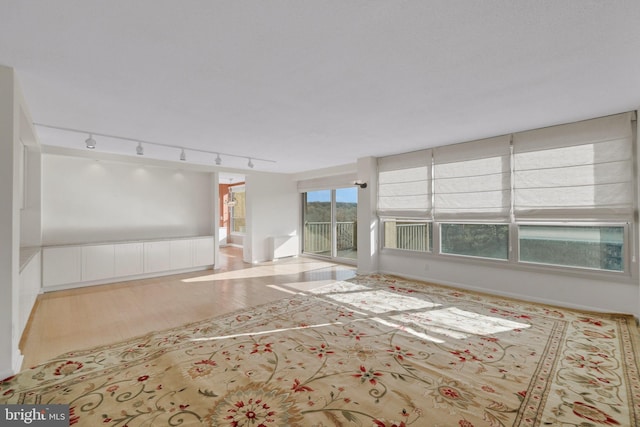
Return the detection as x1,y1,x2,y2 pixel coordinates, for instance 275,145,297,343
377,149,431,218
513,112,634,220
297,173,358,193
433,135,511,221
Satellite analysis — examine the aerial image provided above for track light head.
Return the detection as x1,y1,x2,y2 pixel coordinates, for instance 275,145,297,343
215,154,222,165
136,142,144,155
247,158,254,168
180,148,186,161
85,134,96,149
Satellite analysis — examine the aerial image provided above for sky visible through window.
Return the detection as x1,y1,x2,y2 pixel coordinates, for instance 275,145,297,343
307,187,357,203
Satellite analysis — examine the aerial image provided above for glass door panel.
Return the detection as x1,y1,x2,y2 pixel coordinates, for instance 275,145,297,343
336,187,358,260
303,188,358,262
303,190,332,256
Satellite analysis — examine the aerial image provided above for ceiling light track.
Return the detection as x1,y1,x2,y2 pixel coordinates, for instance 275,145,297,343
34,123,277,167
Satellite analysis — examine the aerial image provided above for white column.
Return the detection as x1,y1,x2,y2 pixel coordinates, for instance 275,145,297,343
0,66,20,377
356,156,379,274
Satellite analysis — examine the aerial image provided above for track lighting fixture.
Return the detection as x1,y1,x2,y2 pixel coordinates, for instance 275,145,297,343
85,134,96,149
33,123,277,169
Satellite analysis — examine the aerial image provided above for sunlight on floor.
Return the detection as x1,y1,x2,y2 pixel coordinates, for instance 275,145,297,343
181,260,348,282
325,289,441,313
305,280,531,340
390,306,530,339
190,321,344,342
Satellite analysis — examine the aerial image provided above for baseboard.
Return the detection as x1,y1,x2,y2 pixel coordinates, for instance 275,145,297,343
13,350,23,375
41,266,213,293
0,350,23,380
377,269,630,317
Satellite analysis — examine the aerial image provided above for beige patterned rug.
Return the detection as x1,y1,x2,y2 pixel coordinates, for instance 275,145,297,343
2,274,639,426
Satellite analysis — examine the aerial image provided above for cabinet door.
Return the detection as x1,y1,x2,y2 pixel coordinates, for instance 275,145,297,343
170,239,192,270
114,243,144,277
144,241,172,273
43,246,82,287
82,245,115,281
193,237,214,266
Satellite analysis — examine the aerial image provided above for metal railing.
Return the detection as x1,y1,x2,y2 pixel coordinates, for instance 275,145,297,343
304,222,357,253
395,223,429,251
383,222,429,252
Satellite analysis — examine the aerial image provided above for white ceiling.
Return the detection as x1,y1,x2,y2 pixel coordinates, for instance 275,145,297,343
1,1,640,174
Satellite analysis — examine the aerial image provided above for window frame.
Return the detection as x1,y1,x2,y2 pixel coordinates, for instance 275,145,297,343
515,221,631,275
380,218,433,254
438,222,511,262
376,112,637,280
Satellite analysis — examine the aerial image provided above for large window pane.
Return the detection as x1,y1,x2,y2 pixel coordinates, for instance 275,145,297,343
304,190,331,256
519,225,624,272
336,188,358,260
303,188,358,260
383,220,432,252
441,224,509,260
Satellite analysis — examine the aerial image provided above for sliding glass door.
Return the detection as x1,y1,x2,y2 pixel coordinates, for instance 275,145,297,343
336,188,357,260
303,187,357,261
303,190,332,256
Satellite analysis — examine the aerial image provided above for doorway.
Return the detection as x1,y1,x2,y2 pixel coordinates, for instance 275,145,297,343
302,187,358,262
219,174,246,248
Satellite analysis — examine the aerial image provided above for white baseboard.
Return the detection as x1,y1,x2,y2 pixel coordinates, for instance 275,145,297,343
13,350,23,374
1,350,23,379
41,266,213,293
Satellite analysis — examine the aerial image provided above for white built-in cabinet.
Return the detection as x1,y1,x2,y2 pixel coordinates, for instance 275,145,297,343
170,239,192,270
143,240,172,274
114,243,144,277
82,244,115,282
42,246,82,287
43,236,214,290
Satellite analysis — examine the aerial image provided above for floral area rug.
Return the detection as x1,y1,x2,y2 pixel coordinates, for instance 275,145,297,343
2,274,639,426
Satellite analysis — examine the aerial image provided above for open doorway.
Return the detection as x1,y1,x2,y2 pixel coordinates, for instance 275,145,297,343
219,173,246,248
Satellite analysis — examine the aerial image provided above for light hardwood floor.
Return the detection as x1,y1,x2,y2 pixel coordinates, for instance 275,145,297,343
20,247,357,370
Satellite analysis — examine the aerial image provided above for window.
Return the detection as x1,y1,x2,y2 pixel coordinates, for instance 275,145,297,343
432,136,511,261
376,111,635,274
383,220,432,252
378,150,432,253
519,225,625,272
303,188,358,261
441,224,509,260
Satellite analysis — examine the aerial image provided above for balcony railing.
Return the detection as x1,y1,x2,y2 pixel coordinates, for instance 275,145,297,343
306,221,430,254
395,223,429,251
383,222,430,252
304,222,357,253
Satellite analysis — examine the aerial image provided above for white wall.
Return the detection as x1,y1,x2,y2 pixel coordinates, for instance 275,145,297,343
19,252,41,339
0,65,19,378
42,154,214,245
379,252,639,317
244,173,299,263
0,66,42,377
